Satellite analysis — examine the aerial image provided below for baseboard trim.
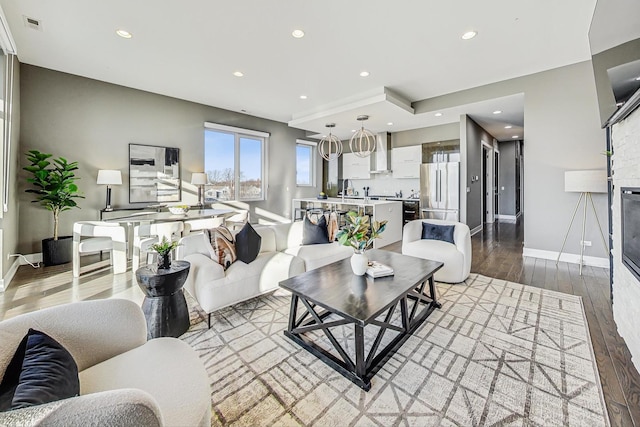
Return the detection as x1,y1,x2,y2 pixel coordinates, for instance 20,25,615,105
496,214,517,222
523,248,609,269
1,257,21,292
470,225,483,236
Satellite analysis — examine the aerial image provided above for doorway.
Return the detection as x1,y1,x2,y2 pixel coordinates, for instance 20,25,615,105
494,150,500,217
481,142,495,224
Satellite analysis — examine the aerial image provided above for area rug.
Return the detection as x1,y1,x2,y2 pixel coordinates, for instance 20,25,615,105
180,273,609,426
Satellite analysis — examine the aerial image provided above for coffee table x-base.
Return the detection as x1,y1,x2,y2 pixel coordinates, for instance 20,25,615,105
279,250,443,391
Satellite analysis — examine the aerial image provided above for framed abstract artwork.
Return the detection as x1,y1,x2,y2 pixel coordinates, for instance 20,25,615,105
129,143,181,203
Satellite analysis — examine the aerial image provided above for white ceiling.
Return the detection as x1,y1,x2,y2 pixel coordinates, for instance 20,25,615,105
0,0,596,141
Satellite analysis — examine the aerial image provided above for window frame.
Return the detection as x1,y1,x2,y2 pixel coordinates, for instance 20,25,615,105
204,122,269,202
295,139,317,187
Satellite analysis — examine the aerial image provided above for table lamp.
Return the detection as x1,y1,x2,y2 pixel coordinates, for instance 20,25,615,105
191,172,208,208
556,170,609,275
97,170,122,212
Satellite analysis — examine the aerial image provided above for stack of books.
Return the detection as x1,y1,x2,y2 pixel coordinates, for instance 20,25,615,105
366,261,394,278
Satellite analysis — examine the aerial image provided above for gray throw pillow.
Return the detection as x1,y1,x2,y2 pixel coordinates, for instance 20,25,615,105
421,222,455,245
302,215,329,245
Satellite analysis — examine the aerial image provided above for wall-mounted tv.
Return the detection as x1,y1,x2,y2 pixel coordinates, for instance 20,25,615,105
621,188,640,282
589,0,640,127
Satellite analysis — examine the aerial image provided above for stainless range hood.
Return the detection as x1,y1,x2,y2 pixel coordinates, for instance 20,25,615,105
370,132,392,174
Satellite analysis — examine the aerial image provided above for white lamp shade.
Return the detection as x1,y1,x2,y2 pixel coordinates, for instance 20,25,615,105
191,172,208,185
564,170,607,193
96,170,122,185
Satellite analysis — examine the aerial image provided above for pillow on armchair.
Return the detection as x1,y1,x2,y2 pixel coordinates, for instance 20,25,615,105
421,222,455,244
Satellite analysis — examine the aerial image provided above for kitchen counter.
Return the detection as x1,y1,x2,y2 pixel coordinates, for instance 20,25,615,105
291,198,403,248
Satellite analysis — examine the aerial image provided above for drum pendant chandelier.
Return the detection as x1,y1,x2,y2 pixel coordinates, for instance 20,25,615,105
349,115,376,158
317,123,343,161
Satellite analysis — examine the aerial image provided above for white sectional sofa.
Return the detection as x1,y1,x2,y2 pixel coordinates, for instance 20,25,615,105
177,221,353,326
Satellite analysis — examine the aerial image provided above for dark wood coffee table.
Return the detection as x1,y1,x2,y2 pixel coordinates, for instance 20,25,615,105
279,249,443,391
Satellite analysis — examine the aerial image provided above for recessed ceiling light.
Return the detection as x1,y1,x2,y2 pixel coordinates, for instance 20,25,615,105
493,110,502,115
359,71,370,77
461,31,477,40
292,29,305,38
505,125,512,129
387,122,393,126
635,76,640,81
233,71,244,77
299,95,307,99
116,29,132,39
512,135,519,139
351,129,356,132
434,112,443,117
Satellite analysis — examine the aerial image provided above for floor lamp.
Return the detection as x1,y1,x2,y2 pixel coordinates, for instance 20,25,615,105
556,170,609,275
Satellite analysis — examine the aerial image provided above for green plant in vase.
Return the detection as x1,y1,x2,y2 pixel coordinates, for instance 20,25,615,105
150,236,180,269
23,150,84,266
336,211,387,276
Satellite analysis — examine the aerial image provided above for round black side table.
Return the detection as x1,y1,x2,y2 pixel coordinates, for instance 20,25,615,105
135,260,191,340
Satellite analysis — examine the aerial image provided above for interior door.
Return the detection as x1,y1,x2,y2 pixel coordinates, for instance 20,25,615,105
494,151,499,218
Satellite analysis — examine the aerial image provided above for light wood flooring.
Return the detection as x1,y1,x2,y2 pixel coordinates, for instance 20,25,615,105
1,219,639,427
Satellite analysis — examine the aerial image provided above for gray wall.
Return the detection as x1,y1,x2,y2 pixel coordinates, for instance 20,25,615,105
463,116,494,231
498,141,517,216
413,61,608,259
1,55,20,278
18,64,318,254
391,123,459,148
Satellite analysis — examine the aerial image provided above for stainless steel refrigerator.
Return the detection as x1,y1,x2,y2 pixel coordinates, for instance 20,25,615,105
420,162,460,221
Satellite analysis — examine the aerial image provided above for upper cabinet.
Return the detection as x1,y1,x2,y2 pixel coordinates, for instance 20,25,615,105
342,153,371,179
391,146,421,178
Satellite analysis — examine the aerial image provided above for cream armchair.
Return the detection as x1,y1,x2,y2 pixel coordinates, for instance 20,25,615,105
0,299,211,427
402,219,472,283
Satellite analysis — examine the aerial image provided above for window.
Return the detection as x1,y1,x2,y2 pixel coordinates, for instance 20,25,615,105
204,123,268,201
296,140,316,186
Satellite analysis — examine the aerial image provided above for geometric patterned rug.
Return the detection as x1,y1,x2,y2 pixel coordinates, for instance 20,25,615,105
180,274,610,426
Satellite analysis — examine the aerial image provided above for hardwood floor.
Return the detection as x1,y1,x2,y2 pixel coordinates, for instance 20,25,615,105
1,220,639,427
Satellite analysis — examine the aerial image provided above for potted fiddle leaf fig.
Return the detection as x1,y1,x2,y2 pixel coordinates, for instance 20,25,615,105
24,150,84,266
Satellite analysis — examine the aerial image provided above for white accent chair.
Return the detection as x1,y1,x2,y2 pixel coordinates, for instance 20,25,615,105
72,221,127,277
183,217,224,235
133,222,184,271
0,299,211,426
402,219,472,283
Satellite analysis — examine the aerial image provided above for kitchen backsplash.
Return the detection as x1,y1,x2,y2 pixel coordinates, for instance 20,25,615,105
348,175,421,198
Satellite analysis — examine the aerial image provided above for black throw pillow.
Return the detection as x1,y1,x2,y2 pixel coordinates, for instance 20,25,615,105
235,223,262,264
0,334,29,411
421,222,456,245
302,215,329,245
9,329,79,410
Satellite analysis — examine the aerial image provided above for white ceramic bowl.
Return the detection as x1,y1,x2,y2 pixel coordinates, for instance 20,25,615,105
168,206,189,215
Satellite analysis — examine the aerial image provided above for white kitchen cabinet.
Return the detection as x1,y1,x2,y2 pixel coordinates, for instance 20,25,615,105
342,152,371,179
392,146,422,178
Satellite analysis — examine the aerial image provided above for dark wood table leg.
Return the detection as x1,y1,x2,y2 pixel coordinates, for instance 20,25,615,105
288,294,299,332
428,276,442,309
354,324,367,386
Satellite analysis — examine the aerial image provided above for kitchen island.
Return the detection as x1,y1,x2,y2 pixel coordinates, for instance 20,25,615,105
291,198,402,248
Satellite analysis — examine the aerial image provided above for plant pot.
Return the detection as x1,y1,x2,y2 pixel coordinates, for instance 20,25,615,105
350,252,368,276
157,253,172,270
42,236,73,266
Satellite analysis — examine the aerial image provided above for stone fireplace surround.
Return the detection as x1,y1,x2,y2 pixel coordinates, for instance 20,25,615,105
611,105,640,372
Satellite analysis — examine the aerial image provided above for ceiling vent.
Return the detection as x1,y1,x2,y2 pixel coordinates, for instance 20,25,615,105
23,15,42,31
